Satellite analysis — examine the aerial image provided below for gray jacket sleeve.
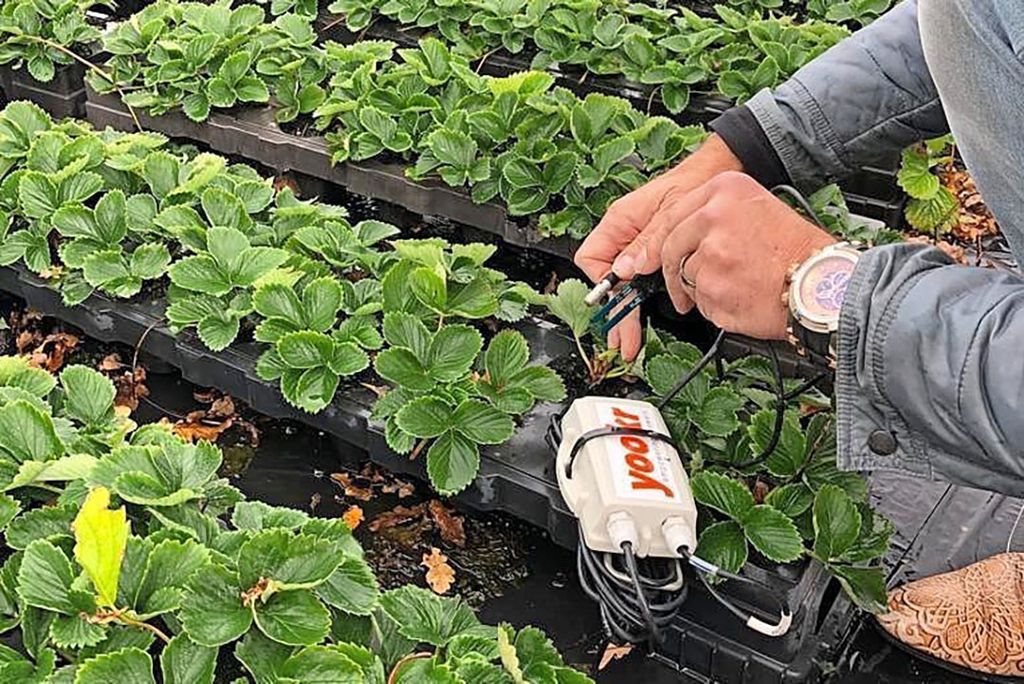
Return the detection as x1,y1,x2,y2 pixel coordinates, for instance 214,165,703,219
838,245,1024,497
746,0,949,191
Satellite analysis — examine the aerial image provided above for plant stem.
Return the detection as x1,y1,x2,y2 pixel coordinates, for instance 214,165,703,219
356,18,377,41
475,47,501,74
387,652,433,684
573,334,594,378
11,33,143,132
117,614,171,643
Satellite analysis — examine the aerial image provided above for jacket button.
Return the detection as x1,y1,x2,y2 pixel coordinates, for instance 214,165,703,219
867,430,897,455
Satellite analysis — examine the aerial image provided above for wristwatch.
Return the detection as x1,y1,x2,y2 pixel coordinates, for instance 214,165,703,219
783,242,862,368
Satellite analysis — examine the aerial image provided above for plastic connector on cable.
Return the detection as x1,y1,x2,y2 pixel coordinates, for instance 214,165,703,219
606,511,639,551
661,517,696,558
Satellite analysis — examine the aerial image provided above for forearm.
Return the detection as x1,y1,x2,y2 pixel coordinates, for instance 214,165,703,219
837,245,1024,496
712,0,949,191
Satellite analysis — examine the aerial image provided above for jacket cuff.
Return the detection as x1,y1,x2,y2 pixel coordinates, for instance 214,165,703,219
835,244,937,479
709,105,790,189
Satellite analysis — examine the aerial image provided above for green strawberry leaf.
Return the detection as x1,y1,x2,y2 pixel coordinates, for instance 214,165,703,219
689,471,754,522
741,505,804,564
812,484,862,561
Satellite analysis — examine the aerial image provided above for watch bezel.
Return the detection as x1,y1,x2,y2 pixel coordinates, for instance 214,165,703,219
788,243,861,334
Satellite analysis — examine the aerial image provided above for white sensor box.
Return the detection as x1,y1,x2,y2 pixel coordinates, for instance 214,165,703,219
556,397,698,558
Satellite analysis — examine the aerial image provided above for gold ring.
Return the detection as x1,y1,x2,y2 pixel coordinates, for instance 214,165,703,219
679,252,697,289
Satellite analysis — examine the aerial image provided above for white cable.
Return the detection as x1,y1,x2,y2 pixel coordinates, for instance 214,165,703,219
1006,500,1024,554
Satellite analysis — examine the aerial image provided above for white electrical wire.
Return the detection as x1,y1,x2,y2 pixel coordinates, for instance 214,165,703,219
1006,501,1024,554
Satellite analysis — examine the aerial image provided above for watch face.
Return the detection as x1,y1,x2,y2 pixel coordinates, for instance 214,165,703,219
798,254,856,324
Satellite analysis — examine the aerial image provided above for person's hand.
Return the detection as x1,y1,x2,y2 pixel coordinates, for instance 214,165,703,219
661,172,837,339
574,134,744,360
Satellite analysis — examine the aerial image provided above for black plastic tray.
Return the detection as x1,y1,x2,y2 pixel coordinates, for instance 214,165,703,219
0,61,89,119
85,88,581,261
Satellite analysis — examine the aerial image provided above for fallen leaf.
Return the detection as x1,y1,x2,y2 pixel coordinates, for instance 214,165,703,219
98,354,123,372
382,480,415,499
542,270,560,295
273,175,300,196
106,363,149,412
342,505,364,530
752,480,770,505
193,388,218,404
173,415,234,443
330,472,374,502
598,643,633,671
360,382,388,398
422,547,455,594
15,330,36,353
209,395,236,418
369,504,427,532
27,332,79,372
428,500,466,547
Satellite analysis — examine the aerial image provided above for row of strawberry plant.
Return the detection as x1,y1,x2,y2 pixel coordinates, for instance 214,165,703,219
80,0,707,240
312,39,707,239
89,2,326,123
323,1,853,113
0,356,592,683
0,100,891,611
0,100,563,496
543,279,893,613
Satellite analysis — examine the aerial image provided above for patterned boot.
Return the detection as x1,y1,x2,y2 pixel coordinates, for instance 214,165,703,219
876,552,1024,680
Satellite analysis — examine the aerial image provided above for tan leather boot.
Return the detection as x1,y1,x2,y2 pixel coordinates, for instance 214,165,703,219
876,552,1024,679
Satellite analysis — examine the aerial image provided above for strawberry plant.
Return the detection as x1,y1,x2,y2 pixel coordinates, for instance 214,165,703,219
806,0,893,26
167,226,289,349
545,278,635,384
642,329,892,612
93,2,325,123
0,0,106,82
53,189,170,303
897,135,959,235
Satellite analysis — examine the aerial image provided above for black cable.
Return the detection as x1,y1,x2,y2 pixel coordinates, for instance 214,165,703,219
783,371,828,401
678,547,792,636
622,541,660,649
771,183,827,229
655,329,726,410
575,527,688,648
725,342,786,469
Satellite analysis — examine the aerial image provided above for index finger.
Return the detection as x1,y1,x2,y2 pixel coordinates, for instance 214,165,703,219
574,200,646,283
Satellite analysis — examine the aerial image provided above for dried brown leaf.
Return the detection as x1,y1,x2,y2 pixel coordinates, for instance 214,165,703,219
330,472,374,502
342,505,364,530
173,415,234,443
598,643,633,671
98,354,123,372
422,547,455,594
209,395,236,418
428,500,466,547
369,504,427,532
